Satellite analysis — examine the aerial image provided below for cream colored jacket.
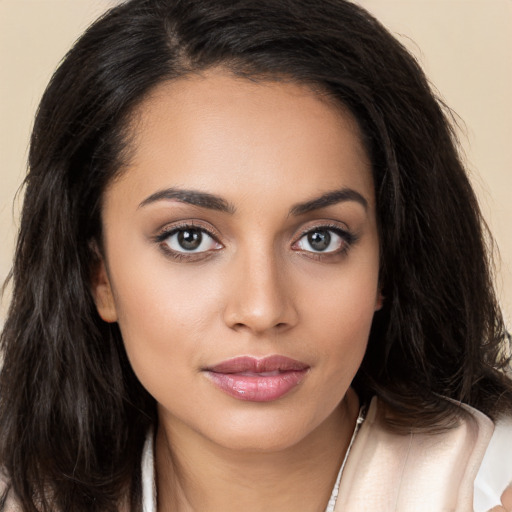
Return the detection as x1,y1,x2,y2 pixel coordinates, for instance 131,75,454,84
2,397,511,511
139,398,512,512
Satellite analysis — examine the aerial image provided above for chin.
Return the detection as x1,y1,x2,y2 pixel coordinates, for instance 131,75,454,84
203,410,328,454
214,429,307,453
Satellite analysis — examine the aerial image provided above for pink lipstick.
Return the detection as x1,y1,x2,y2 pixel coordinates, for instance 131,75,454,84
203,355,309,402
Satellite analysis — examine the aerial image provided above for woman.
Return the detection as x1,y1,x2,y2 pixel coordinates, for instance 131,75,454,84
1,0,511,510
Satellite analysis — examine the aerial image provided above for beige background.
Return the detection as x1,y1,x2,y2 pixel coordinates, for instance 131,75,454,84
1,0,511,327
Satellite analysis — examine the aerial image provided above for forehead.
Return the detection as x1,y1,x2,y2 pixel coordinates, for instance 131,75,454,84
110,69,374,211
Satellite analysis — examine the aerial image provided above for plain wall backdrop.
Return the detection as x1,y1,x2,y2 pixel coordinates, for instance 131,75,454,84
1,0,511,327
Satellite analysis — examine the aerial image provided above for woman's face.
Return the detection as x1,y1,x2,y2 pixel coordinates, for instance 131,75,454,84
93,70,381,452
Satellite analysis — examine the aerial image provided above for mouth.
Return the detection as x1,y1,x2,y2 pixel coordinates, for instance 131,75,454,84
203,355,310,402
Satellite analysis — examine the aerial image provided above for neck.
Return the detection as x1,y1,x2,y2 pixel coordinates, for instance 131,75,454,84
155,390,359,512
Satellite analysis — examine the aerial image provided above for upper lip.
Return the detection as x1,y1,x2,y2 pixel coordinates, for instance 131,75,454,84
205,355,309,374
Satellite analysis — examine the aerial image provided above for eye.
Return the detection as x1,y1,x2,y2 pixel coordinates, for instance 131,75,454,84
160,227,222,254
293,227,353,254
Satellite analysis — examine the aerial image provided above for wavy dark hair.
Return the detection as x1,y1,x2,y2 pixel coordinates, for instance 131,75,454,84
1,0,511,510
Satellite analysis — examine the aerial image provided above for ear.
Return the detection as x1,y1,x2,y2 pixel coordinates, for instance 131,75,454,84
91,256,118,323
374,290,384,311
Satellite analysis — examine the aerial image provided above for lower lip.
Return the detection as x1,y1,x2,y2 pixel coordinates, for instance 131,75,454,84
204,370,308,402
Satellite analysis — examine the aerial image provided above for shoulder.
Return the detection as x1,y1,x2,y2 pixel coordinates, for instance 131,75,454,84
475,415,512,512
337,396,498,511
0,471,22,512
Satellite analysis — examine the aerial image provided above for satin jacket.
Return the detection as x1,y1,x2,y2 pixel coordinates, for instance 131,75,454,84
2,397,511,511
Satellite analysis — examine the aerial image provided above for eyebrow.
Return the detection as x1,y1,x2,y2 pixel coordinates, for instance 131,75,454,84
289,188,368,216
138,186,368,216
138,187,235,214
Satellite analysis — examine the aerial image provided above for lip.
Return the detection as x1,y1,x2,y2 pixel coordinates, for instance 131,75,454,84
203,355,310,402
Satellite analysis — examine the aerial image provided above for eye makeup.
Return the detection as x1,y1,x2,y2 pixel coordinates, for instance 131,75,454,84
152,217,359,264
153,220,223,262
291,222,359,261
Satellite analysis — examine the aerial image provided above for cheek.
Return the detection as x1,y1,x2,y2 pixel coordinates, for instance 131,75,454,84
106,247,224,388
111,234,220,324
299,261,379,370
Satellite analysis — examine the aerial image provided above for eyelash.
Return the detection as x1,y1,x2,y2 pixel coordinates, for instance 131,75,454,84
153,222,357,262
154,221,223,262
292,223,358,259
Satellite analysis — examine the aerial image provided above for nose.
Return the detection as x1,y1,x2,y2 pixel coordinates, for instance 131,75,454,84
222,248,298,335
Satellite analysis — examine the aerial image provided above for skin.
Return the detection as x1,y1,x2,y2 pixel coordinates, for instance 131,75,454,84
93,69,381,512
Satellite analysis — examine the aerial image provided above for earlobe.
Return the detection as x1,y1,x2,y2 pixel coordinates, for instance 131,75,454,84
91,258,118,323
375,291,384,311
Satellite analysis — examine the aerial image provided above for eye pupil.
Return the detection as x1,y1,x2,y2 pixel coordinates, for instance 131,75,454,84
308,230,331,251
178,229,202,250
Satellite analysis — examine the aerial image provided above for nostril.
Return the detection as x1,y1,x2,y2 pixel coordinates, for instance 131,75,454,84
229,321,289,332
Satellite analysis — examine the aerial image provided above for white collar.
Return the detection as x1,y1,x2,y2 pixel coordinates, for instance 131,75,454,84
140,406,366,512
141,431,156,512
140,401,512,512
